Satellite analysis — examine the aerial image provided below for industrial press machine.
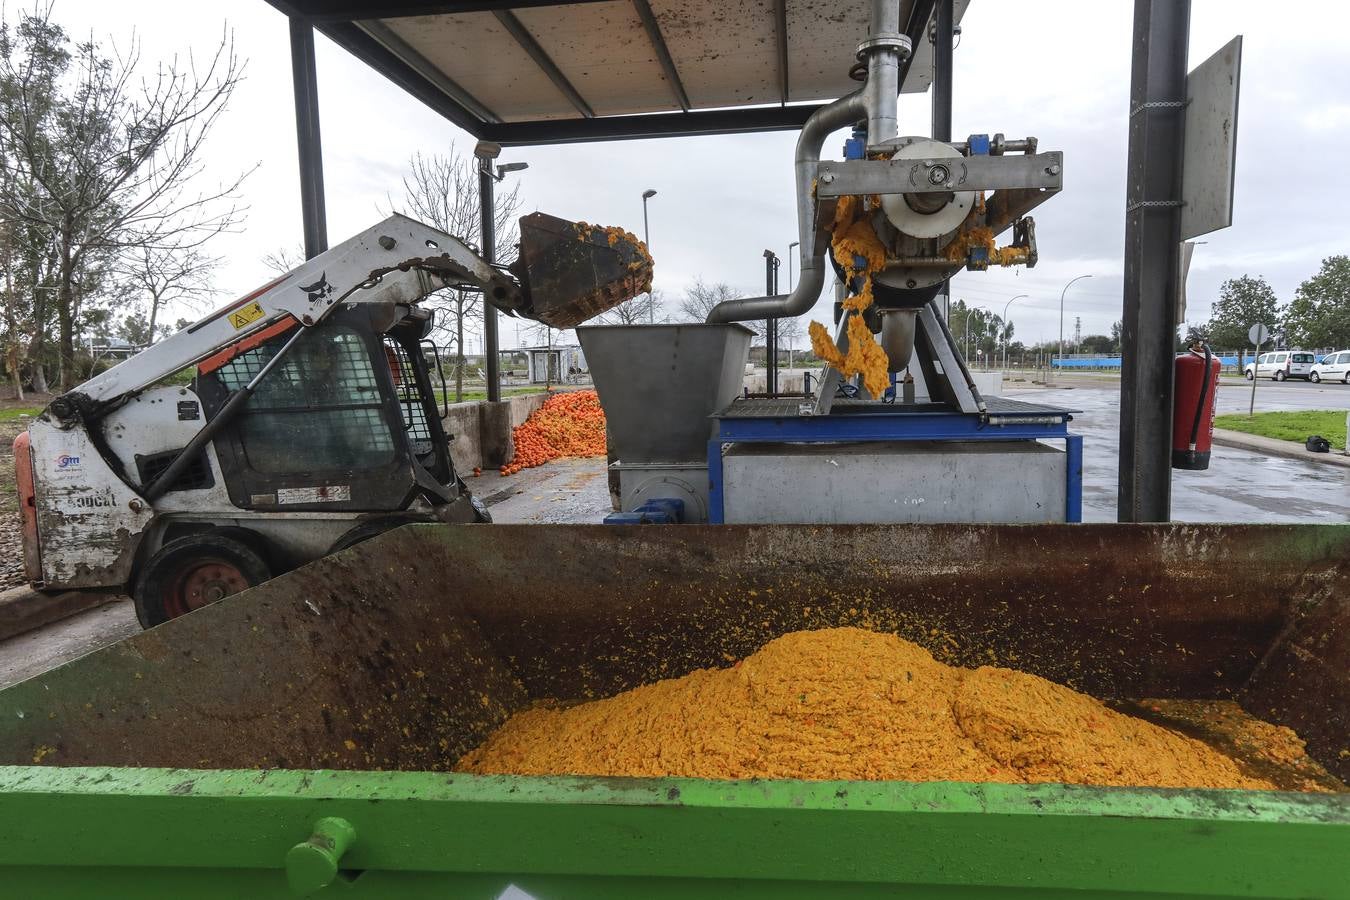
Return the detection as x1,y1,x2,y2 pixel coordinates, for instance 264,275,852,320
581,0,1080,525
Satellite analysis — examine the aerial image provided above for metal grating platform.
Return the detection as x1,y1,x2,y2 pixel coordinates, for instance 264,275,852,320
716,396,1077,419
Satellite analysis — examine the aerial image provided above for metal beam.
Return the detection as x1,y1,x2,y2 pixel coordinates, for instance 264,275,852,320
773,0,790,105
898,0,935,94
359,20,500,122
289,18,329,258
486,103,824,146
317,21,488,134
266,0,610,23
632,0,691,111
815,153,1064,197
493,10,595,118
1118,0,1190,522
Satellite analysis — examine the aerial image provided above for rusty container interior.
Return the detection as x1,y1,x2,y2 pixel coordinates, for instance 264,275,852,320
0,523,1345,784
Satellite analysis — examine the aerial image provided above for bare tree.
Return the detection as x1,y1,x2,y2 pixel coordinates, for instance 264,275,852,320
0,10,250,388
388,147,522,401
597,289,664,326
678,277,762,336
117,243,219,340
262,244,306,277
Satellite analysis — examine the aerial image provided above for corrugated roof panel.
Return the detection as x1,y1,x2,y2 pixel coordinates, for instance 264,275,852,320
785,0,870,102
900,0,970,94
650,0,781,108
382,12,577,122
513,1,676,116
351,1,972,138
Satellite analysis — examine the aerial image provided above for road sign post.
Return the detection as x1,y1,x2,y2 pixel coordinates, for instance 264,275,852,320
1247,323,1269,416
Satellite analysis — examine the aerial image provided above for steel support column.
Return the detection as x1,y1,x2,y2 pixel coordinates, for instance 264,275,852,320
931,0,953,143
1118,0,1190,522
479,160,501,403
764,252,779,395
289,18,328,259
931,0,953,321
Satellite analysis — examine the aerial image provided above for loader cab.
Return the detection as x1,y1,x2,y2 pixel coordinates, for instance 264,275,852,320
192,303,458,516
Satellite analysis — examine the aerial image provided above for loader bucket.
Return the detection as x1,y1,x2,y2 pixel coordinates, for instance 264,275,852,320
508,212,654,328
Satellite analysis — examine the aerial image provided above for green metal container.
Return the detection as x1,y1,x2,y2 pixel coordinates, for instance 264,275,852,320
1,524,1347,897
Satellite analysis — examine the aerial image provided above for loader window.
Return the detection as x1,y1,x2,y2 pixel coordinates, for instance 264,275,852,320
382,337,434,458
214,326,396,474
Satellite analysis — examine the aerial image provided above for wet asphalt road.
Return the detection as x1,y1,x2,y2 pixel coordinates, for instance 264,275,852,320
1012,379,1349,523
481,378,1349,526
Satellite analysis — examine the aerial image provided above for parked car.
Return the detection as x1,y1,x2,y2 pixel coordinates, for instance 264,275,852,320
1310,350,1350,384
1244,350,1316,381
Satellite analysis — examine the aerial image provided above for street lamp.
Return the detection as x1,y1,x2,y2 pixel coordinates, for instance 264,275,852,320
1057,274,1093,376
475,140,528,403
1001,294,1029,372
641,188,657,323
787,240,800,291
964,304,991,365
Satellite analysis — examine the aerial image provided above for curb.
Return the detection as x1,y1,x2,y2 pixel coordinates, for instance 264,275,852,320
0,585,120,643
1211,429,1350,468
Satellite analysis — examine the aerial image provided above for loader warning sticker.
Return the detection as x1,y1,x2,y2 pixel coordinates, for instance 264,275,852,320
227,301,265,330
277,485,351,504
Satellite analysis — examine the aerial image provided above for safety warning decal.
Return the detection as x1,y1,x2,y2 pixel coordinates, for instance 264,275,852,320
227,301,266,330
277,485,351,504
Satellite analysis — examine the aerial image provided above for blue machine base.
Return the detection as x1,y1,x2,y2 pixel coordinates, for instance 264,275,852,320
707,399,1083,525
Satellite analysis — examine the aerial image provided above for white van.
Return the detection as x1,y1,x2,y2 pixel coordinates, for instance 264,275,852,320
1310,350,1350,384
1244,350,1316,381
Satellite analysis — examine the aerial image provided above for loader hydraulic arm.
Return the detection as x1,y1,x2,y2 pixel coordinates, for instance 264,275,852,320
49,214,519,424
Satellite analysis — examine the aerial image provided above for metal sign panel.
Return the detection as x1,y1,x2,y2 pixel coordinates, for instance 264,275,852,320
1180,35,1242,240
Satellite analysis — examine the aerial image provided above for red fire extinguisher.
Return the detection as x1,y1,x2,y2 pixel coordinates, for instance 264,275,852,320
1172,342,1222,470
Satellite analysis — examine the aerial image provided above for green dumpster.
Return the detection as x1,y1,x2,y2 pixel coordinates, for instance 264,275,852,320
1,524,1347,897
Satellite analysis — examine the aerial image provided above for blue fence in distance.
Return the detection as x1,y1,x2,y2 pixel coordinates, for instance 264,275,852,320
1051,355,1241,369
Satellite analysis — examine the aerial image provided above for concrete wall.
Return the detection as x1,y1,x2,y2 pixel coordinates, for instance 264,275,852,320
442,392,551,473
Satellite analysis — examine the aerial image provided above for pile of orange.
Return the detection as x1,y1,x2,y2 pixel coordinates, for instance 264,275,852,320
499,390,607,476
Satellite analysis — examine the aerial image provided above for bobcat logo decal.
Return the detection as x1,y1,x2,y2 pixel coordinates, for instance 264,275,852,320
299,273,334,303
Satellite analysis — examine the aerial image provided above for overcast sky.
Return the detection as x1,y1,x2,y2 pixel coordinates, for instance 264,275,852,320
36,0,1350,351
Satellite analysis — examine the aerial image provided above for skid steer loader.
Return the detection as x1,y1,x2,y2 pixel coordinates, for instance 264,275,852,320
13,213,651,626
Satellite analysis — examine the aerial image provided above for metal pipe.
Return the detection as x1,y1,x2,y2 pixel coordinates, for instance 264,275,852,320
704,89,865,324
880,308,916,372
863,0,902,144
705,1,905,325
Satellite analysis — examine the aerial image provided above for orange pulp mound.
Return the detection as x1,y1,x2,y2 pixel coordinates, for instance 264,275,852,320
499,389,606,476
457,627,1310,790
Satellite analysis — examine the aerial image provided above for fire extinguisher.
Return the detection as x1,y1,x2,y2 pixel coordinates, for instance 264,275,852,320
1172,342,1222,470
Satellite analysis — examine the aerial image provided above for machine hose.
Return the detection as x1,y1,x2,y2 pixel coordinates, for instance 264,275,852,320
1188,342,1213,451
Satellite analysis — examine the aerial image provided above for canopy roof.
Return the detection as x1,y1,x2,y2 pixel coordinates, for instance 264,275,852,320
267,0,969,144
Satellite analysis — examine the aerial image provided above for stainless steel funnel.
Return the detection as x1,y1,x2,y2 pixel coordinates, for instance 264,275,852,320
578,324,752,464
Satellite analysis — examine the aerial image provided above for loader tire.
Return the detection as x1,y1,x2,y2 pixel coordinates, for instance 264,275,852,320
133,533,271,628
328,519,412,554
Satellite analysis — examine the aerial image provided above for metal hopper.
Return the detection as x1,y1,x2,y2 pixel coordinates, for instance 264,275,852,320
578,323,753,465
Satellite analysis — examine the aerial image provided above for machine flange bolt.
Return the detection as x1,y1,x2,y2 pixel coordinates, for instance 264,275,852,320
286,816,357,896
820,173,835,184
1046,164,1061,175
